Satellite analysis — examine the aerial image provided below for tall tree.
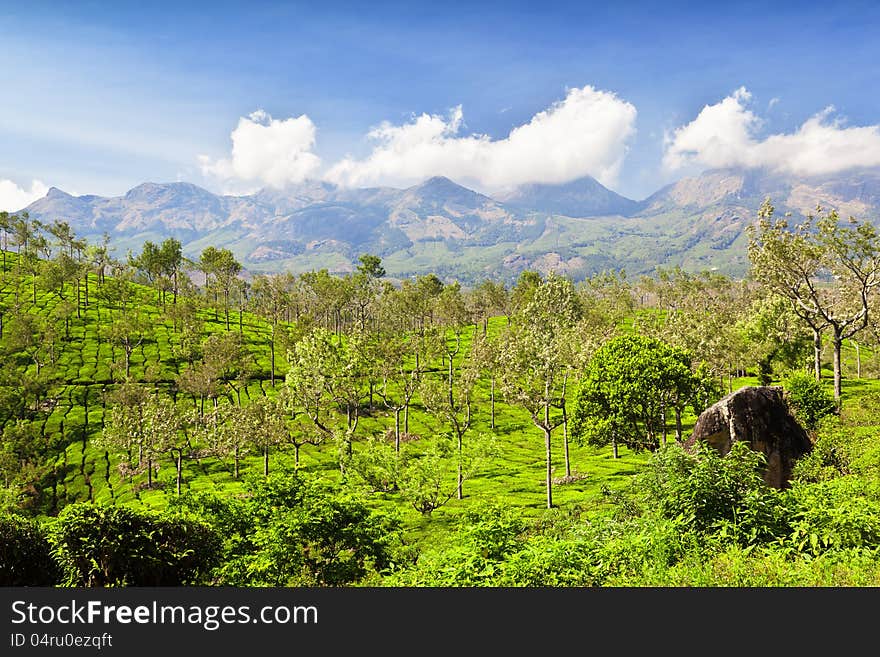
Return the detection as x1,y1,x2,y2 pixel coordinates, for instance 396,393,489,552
199,247,242,330
496,272,580,509
285,328,368,473
748,200,880,401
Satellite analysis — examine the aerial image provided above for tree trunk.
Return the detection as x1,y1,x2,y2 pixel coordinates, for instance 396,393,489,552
457,430,463,501
263,444,269,477
543,389,553,509
294,443,300,467
176,451,182,496
832,329,843,403
544,422,553,509
270,338,276,387
394,407,401,453
813,327,822,381
234,445,240,479
562,417,571,478
661,404,667,447
490,376,496,430
225,289,230,330
855,341,861,379
561,374,570,478
675,408,683,442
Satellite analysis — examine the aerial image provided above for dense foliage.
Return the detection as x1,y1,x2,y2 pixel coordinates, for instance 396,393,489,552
0,513,59,585
784,369,838,430
47,503,221,586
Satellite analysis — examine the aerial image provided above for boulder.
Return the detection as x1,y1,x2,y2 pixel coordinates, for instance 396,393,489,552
685,386,812,489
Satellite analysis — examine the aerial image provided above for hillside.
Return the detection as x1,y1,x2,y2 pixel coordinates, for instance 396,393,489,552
3,243,880,587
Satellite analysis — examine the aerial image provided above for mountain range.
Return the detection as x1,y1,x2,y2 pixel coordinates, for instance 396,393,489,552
18,166,880,284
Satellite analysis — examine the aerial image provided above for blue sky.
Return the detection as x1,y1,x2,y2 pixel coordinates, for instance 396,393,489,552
2,0,880,208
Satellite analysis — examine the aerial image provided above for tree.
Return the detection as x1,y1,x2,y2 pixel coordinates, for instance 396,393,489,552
250,273,294,386
635,266,748,394
0,211,11,272
737,293,813,384
144,396,195,496
129,240,165,305
469,279,509,335
571,335,707,455
285,328,368,473
234,395,288,477
159,238,184,305
420,324,481,499
397,433,497,515
748,200,880,401
203,332,255,407
104,313,147,380
510,269,543,315
496,272,580,508
783,370,837,431
95,382,152,486
204,472,400,586
5,310,51,375
373,331,421,452
198,404,249,478
199,247,241,329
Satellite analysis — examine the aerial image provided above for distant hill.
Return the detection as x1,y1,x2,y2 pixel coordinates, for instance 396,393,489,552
495,175,639,217
18,167,880,284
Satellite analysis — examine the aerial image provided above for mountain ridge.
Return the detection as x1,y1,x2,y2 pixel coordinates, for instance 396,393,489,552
16,167,880,283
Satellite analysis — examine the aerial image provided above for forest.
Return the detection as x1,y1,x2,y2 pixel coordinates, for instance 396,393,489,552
2,199,880,587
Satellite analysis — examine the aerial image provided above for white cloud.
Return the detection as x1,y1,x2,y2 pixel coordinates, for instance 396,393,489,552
324,85,637,192
0,179,49,211
199,109,321,189
664,87,880,176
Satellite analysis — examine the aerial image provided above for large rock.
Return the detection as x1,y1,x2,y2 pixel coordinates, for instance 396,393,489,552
685,386,812,488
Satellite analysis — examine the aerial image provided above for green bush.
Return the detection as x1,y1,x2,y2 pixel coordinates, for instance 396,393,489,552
383,502,526,586
791,416,853,482
784,370,837,430
210,472,403,587
48,503,222,586
784,477,880,554
636,442,789,544
499,535,597,586
0,513,59,586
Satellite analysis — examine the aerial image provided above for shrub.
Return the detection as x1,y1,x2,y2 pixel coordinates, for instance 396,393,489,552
48,503,222,586
636,442,789,544
217,473,402,587
784,477,880,554
791,415,853,482
0,513,59,585
382,502,525,586
784,370,837,430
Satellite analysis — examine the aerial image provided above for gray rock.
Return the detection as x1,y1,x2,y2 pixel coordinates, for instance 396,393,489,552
685,386,812,488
